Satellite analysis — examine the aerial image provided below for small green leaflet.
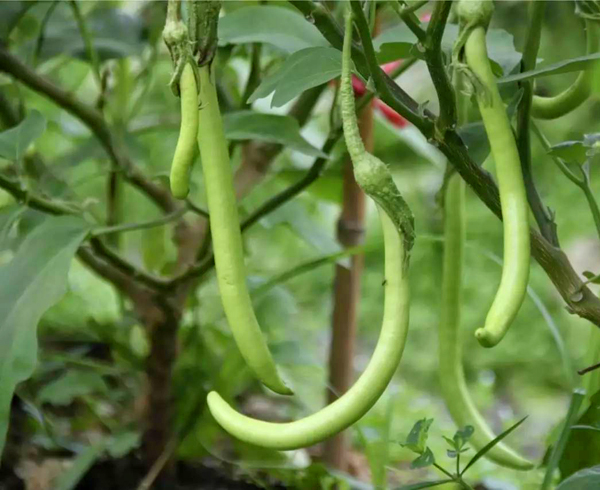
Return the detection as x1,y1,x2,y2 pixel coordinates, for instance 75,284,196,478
249,47,343,107
0,215,90,459
0,110,46,162
223,111,326,157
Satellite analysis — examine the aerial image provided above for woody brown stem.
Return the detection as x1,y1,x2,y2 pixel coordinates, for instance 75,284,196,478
324,100,372,471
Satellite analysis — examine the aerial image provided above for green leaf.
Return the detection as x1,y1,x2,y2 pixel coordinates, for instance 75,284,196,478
402,418,434,454
543,389,586,489
549,141,588,164
499,53,600,84
223,111,326,157
219,6,328,53
106,431,140,458
411,447,435,469
556,466,600,489
249,47,343,107
39,6,143,61
395,480,455,490
583,271,600,284
38,370,108,406
0,216,89,457
372,23,416,64
0,110,46,162
461,416,528,475
453,425,475,449
559,391,600,479
54,440,107,490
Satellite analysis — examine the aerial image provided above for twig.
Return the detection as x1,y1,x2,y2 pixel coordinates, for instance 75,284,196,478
69,0,102,86
0,173,80,215
290,0,432,134
91,208,188,237
424,0,456,135
516,0,558,246
298,0,600,328
390,1,426,42
578,362,600,376
532,122,600,242
89,237,169,291
0,47,177,213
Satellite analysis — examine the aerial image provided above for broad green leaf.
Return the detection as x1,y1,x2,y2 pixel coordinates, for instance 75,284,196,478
549,141,587,164
500,53,600,84
219,6,328,53
543,389,586,488
39,6,143,61
0,1,28,39
249,47,343,107
38,370,108,406
0,216,89,457
0,110,46,162
223,111,326,157
106,431,140,458
556,466,600,489
559,391,600,479
372,23,416,64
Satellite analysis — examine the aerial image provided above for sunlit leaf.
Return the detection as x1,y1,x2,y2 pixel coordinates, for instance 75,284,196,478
249,47,343,107
0,216,89,457
223,111,326,157
0,110,46,162
219,6,328,52
556,465,600,489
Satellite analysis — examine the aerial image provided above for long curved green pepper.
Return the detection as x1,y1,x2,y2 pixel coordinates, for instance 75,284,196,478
196,64,292,396
439,174,534,470
206,7,414,450
458,2,531,348
170,62,199,199
532,19,599,120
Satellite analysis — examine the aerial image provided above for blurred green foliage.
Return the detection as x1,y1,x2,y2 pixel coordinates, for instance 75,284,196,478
1,0,600,488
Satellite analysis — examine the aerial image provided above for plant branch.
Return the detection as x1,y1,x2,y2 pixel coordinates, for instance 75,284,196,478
0,47,178,213
91,207,188,237
89,237,169,290
290,0,433,134
516,0,558,246
69,0,102,86
0,174,81,215
424,0,456,135
302,0,600,328
390,1,426,42
532,122,600,242
437,133,600,328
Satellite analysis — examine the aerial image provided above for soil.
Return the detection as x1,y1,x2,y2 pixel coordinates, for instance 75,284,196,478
0,455,284,490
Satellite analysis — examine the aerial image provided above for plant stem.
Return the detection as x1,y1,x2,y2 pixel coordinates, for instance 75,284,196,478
425,0,456,135
390,1,426,42
516,0,558,246
92,208,188,237
541,389,585,490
